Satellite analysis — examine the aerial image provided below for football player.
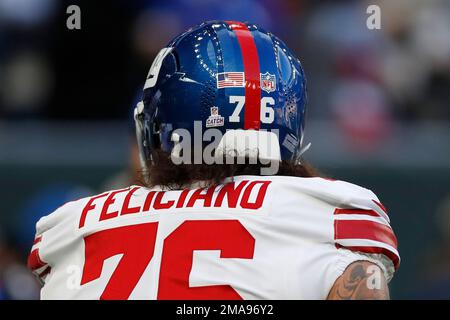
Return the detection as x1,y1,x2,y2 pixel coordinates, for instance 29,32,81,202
28,21,399,300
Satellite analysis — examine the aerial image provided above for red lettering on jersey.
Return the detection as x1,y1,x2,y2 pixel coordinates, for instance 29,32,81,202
99,189,129,222
121,186,141,215
80,180,271,228
81,220,256,299
176,189,190,208
240,181,271,210
154,191,175,210
186,186,216,208
81,223,158,299
143,191,156,211
158,220,255,299
213,181,249,208
79,192,109,228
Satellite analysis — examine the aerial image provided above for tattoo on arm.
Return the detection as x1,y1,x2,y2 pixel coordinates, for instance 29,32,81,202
327,260,390,300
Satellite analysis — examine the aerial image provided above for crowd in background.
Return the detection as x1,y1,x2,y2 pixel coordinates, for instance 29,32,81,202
0,0,449,299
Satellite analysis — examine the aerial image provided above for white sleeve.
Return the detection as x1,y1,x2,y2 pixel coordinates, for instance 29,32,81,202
323,188,399,298
27,200,81,284
298,243,396,299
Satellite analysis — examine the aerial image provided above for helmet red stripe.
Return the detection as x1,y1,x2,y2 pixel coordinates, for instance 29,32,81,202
227,21,261,130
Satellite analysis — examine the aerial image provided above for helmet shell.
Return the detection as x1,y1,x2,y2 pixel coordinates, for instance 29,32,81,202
137,20,307,164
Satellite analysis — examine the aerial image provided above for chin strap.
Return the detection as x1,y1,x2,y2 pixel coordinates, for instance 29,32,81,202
134,101,151,184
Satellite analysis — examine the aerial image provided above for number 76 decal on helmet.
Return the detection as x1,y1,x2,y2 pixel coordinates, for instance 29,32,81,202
228,95,275,124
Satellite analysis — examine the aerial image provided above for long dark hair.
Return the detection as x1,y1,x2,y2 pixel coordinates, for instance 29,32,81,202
139,149,321,190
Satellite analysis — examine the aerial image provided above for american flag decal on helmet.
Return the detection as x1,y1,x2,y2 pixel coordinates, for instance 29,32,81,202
216,72,245,89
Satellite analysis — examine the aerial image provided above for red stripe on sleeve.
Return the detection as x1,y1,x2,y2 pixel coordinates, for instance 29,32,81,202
334,219,398,248
33,236,42,245
27,249,47,271
334,208,381,217
38,266,52,278
227,21,261,130
372,200,388,214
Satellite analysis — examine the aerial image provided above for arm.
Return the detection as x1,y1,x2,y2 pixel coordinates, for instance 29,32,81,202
327,260,390,300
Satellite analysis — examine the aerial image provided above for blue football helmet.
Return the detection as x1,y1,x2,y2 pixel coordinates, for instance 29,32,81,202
135,20,308,170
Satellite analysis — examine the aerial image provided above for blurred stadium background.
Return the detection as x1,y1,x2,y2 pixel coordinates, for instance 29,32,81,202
0,0,449,299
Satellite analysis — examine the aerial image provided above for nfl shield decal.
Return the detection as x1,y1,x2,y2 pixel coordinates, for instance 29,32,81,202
260,72,276,93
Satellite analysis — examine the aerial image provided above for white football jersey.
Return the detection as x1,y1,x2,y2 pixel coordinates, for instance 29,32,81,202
28,175,399,300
